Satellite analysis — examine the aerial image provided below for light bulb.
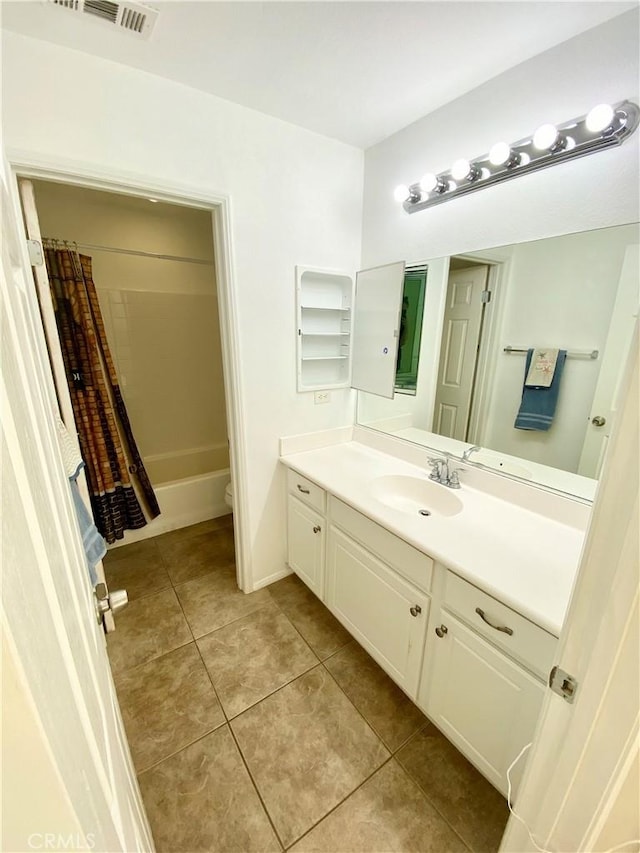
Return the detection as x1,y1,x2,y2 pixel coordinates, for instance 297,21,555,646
393,184,410,203
451,159,472,181
533,124,559,150
586,103,614,133
420,173,438,193
489,142,511,166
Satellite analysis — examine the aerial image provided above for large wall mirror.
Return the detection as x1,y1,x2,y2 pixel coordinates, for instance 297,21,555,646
356,223,639,501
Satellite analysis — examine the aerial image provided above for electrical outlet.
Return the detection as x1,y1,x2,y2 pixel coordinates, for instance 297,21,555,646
314,390,331,404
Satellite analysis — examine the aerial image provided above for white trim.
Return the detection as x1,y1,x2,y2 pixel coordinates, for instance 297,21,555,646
252,567,293,591
7,150,253,592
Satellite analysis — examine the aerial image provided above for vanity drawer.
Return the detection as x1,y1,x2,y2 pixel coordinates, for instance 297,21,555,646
443,571,556,680
329,497,433,594
287,469,326,514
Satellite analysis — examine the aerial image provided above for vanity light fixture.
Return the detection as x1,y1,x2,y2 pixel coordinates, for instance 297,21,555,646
397,99,640,213
451,158,481,182
420,172,448,195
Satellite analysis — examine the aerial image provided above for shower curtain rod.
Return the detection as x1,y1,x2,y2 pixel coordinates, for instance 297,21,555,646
42,237,214,266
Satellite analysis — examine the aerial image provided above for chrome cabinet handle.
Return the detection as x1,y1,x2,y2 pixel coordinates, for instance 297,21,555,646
475,607,513,635
435,624,448,638
409,604,422,617
297,485,310,494
313,525,321,534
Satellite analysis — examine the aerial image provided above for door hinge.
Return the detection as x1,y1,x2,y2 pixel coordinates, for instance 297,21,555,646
27,239,44,266
481,290,492,304
549,665,578,703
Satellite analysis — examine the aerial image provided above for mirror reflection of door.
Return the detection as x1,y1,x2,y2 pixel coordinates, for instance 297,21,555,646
432,263,489,440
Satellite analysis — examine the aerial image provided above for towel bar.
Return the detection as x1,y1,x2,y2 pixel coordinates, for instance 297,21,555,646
503,346,599,360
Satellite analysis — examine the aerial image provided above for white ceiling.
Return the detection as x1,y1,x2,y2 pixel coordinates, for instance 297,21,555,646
1,1,635,148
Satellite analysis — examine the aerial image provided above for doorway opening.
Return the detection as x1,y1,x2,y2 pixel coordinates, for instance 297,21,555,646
16,170,246,587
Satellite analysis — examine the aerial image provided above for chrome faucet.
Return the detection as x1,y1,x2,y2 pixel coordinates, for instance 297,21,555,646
462,445,481,463
428,456,462,489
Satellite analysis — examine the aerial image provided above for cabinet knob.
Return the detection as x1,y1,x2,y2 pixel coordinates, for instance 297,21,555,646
435,624,448,638
313,525,321,534
409,604,422,617
591,415,606,427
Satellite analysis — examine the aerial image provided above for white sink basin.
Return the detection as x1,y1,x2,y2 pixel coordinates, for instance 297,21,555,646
370,474,463,517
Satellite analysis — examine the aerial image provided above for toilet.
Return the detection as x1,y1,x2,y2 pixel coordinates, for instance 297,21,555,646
224,481,234,512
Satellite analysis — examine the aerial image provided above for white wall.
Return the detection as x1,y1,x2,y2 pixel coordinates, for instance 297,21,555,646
361,10,640,268
1,31,363,588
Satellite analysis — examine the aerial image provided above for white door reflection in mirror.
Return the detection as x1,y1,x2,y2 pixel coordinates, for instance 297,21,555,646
351,261,405,398
433,264,489,440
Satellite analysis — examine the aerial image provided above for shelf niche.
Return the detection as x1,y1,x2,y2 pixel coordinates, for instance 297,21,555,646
296,266,353,392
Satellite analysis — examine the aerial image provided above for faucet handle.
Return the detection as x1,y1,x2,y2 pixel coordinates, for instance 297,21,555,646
448,469,462,489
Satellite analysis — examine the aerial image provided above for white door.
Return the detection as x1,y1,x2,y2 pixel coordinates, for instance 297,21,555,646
424,611,545,797
18,179,113,620
351,261,406,399
2,161,153,850
326,527,430,698
287,495,326,599
578,244,639,478
433,265,488,439
500,324,639,852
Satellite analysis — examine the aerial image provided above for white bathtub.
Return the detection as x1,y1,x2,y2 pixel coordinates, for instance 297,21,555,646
107,468,232,549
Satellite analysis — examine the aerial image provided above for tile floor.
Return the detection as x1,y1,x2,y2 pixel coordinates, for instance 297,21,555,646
105,518,509,853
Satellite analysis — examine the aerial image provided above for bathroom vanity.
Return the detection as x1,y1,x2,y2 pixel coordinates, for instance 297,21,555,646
281,437,587,797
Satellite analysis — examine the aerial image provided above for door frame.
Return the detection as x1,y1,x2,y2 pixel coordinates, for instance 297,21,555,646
6,150,252,592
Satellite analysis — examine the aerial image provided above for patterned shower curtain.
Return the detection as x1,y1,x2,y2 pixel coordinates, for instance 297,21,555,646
45,246,160,543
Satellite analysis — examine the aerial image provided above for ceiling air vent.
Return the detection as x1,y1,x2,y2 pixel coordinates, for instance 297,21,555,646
50,0,158,39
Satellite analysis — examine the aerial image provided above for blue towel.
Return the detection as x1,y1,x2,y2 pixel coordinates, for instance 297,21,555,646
514,349,567,431
69,462,106,585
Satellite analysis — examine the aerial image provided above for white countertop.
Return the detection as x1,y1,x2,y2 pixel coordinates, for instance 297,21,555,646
281,441,587,637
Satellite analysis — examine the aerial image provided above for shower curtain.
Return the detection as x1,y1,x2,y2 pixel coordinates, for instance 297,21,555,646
45,246,160,543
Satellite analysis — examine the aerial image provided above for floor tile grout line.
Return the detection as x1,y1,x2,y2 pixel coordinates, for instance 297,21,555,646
282,754,396,851
193,621,299,848
388,717,433,757
225,722,287,851
192,597,278,646
172,578,197,643
320,658,410,756
109,635,193,682
393,756,475,852
135,720,227,777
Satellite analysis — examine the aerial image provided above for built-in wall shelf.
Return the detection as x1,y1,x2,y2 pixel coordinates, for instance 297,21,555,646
296,266,353,391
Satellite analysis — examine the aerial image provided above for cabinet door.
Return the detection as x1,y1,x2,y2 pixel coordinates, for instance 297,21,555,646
326,527,429,698
351,261,405,398
287,496,325,598
422,611,545,797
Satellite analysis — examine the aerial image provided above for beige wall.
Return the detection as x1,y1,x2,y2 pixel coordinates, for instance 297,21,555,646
33,181,229,484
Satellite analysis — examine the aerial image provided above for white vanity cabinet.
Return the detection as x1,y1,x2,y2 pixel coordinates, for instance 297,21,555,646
325,498,432,698
286,470,326,598
420,570,556,796
282,459,560,799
